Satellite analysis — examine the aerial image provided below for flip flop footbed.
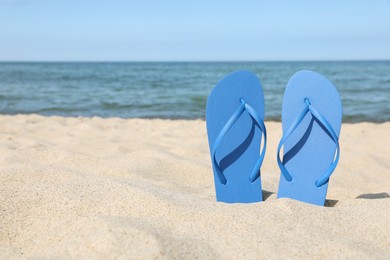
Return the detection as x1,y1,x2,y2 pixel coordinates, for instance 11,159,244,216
206,71,265,203
278,70,342,206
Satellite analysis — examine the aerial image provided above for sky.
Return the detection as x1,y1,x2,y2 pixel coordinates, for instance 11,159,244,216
0,0,390,61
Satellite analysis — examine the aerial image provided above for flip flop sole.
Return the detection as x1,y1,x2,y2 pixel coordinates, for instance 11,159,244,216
206,71,265,203
277,70,342,206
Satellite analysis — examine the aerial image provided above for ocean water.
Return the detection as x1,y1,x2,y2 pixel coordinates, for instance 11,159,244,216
0,61,389,122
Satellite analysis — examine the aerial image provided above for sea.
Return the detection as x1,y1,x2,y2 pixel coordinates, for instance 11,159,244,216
0,61,389,123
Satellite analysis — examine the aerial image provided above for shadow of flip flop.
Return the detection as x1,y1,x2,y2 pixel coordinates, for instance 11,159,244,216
356,192,390,199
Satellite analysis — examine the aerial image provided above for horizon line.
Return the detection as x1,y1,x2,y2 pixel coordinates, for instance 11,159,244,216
0,59,390,63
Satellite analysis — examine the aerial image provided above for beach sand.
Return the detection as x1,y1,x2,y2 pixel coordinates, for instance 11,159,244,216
0,115,389,259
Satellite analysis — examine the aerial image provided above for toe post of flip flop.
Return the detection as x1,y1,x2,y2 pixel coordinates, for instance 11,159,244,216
206,70,267,203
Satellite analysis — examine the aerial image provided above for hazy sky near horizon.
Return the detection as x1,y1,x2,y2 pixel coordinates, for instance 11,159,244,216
1,0,390,61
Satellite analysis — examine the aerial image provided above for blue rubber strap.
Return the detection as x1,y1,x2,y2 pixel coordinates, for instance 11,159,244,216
277,99,340,187
244,101,267,182
212,102,245,184
308,102,340,187
212,99,267,185
277,103,310,182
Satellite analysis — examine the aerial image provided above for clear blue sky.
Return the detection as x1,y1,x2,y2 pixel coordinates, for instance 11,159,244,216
1,0,390,61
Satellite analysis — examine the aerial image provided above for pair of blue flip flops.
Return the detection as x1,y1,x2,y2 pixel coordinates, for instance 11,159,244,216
206,70,342,206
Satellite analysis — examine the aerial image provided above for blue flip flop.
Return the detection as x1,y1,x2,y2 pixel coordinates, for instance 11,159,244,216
277,70,342,206
206,70,267,203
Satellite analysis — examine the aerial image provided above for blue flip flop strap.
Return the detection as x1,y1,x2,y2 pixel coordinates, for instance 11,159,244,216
212,98,267,185
244,101,267,182
277,99,340,187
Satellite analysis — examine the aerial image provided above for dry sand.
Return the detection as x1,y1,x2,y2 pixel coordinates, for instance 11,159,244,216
0,115,389,259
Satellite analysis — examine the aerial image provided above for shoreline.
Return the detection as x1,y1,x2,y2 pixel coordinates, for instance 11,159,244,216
0,113,389,124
